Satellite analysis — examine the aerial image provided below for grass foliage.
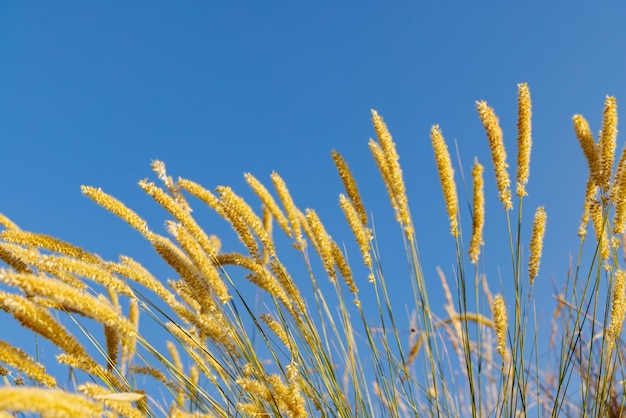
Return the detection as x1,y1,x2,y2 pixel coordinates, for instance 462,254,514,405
1,84,626,417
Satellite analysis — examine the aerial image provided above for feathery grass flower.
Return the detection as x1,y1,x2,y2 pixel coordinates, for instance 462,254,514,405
590,200,610,264
612,146,626,205
0,291,89,359
431,125,459,237
271,172,305,249
0,270,135,339
332,150,367,226
579,180,597,238
477,101,512,210
0,213,20,231
573,115,600,187
608,269,626,350
0,230,101,265
613,162,626,236
0,341,56,387
305,209,336,283
492,295,507,357
339,194,372,270
260,313,291,348
516,83,532,197
370,110,413,237
81,186,150,236
245,173,291,239
528,207,547,285
469,160,485,264
598,96,618,193
0,387,102,417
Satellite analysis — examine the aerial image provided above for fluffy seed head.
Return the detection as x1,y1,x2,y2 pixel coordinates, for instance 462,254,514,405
528,207,547,285
477,101,512,210
608,269,626,350
516,83,532,197
598,96,618,192
492,295,507,357
573,115,600,186
469,160,485,263
431,125,459,237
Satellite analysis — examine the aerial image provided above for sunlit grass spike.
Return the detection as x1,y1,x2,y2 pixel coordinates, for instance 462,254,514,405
516,82,532,197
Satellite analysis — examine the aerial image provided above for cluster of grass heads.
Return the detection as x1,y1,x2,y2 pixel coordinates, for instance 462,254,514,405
0,83,625,417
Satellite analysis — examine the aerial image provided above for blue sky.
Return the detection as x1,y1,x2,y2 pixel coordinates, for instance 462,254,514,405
2,0,626,405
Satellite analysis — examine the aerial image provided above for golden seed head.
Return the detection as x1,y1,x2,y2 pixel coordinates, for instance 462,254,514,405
0,387,103,416
613,157,626,236
245,173,292,238
476,101,512,210
0,341,56,387
590,200,610,263
492,294,508,356
599,96,618,192
573,115,601,187
151,160,191,213
516,83,532,197
260,313,291,348
217,186,268,261
331,240,357,295
370,110,413,237
81,186,150,236
469,160,485,264
430,125,459,237
528,207,547,285
304,209,335,282
608,269,626,349
0,290,89,359
332,150,368,226
579,180,597,238
0,213,20,231
271,172,305,249
339,194,372,270
611,146,626,205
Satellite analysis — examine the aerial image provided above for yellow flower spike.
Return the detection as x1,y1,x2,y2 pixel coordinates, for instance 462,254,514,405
0,341,56,387
492,295,508,357
245,173,291,238
608,269,626,350
271,172,305,249
469,160,485,264
516,83,532,197
573,115,601,187
339,194,372,270
477,100,513,211
579,180,597,238
370,110,413,237
528,207,547,285
598,96,618,193
430,125,459,237
590,200,610,264
0,387,102,417
81,186,150,236
304,209,336,283
331,150,368,226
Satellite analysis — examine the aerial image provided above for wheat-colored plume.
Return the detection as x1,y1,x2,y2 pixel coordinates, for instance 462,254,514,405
469,160,485,264
528,207,547,285
516,83,532,197
477,100,512,210
492,295,507,357
431,125,459,237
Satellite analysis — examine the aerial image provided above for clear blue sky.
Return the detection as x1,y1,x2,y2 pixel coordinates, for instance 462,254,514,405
2,0,626,403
